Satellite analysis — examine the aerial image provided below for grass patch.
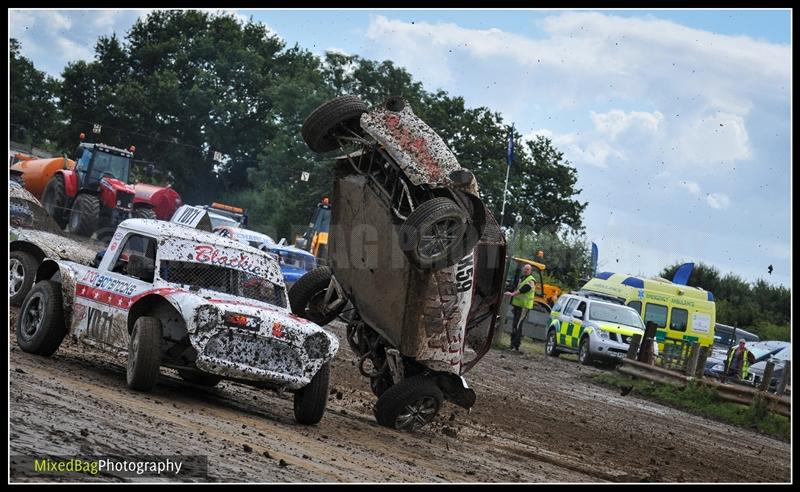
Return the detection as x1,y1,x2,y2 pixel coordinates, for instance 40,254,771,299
592,372,790,442
491,333,544,355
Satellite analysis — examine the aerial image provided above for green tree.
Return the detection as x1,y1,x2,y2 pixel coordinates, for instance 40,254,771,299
10,38,60,146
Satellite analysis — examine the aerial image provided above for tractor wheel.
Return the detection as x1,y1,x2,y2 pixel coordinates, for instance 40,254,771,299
302,95,368,153
132,207,157,220
41,176,68,229
68,194,100,237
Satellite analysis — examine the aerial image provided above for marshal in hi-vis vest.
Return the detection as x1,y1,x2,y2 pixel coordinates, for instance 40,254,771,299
511,274,536,310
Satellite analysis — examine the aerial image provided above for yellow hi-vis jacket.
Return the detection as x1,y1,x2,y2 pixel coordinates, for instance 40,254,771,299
511,274,536,310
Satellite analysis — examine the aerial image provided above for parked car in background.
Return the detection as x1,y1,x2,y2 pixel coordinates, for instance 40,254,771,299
263,244,317,288
213,225,276,250
705,340,790,392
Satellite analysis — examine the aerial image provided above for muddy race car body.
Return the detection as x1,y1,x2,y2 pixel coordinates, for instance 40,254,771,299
10,181,98,306
16,214,339,425
293,95,506,431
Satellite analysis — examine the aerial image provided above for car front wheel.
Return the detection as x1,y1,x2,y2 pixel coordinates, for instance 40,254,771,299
126,316,162,391
579,337,593,366
293,362,331,425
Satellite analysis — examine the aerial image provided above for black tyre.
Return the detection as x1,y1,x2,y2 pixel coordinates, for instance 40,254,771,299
126,316,162,391
42,176,68,229
374,375,443,431
578,336,593,366
545,329,561,357
370,375,393,398
399,197,469,269
288,267,345,325
9,250,39,307
293,362,330,425
132,206,157,220
302,95,368,153
68,193,100,237
16,280,66,356
178,369,222,387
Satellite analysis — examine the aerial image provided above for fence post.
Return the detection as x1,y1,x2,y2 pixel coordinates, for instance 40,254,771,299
626,334,642,360
760,361,775,392
685,342,700,376
775,361,790,396
695,345,709,378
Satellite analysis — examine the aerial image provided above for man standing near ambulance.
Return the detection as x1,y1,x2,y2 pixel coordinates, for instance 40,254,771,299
724,338,756,382
506,263,537,352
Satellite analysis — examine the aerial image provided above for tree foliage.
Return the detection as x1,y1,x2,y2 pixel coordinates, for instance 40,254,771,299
9,38,60,145
12,11,586,240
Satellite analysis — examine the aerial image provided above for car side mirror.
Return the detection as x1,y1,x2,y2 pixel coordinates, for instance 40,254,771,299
572,310,583,319
127,254,155,282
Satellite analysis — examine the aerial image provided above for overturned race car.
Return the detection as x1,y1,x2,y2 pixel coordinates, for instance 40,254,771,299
15,207,339,425
291,95,507,431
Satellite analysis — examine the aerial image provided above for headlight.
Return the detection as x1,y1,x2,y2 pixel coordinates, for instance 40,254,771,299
595,328,609,339
304,332,331,359
712,363,724,372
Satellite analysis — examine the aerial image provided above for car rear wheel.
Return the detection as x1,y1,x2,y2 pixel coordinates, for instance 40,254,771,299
178,369,222,387
10,251,39,307
288,267,346,325
126,316,162,391
302,95,368,153
69,193,100,237
16,280,66,356
42,175,68,229
545,329,561,357
293,362,331,425
399,197,469,269
374,375,442,431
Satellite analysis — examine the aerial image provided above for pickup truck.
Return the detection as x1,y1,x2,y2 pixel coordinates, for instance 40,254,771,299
15,207,339,425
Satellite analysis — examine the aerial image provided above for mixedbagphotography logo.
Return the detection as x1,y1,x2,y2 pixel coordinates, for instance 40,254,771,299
10,455,208,481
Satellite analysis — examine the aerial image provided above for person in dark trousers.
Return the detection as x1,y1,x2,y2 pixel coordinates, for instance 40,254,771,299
724,338,756,383
506,263,536,352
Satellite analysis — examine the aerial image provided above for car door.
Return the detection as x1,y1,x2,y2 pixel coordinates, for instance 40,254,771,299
557,298,580,349
73,232,158,351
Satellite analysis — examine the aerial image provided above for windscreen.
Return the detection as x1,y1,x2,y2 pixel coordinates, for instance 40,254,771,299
589,303,644,329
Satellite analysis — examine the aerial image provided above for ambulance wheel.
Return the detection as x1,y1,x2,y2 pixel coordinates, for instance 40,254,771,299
16,280,66,356
578,336,593,366
545,329,561,357
374,376,442,431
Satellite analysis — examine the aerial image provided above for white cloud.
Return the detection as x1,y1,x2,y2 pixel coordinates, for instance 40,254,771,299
705,192,731,210
591,109,663,139
679,180,702,197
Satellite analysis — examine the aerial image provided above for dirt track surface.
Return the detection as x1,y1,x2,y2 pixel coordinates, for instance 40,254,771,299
9,310,791,483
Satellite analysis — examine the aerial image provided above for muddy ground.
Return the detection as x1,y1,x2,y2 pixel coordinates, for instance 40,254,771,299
8,308,791,483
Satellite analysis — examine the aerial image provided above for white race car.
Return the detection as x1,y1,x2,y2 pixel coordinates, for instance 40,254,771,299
15,208,339,425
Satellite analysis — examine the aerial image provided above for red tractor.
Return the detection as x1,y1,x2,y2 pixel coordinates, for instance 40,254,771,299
14,135,182,239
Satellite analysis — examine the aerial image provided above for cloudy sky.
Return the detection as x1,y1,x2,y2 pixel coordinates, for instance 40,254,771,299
9,9,792,288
